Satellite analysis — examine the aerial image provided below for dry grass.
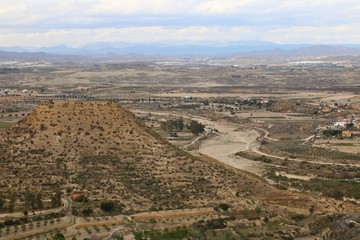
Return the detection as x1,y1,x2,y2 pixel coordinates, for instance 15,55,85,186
0,100,357,219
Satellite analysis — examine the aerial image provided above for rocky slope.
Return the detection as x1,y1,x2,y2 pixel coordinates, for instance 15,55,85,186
0,101,355,215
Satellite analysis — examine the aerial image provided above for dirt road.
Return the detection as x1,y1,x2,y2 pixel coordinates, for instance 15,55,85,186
132,109,263,174
131,208,215,221
198,125,262,175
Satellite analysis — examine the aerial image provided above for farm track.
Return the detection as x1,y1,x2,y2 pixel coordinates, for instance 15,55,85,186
132,109,360,170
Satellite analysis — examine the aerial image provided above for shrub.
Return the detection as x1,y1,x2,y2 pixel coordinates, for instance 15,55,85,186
218,203,230,211
100,201,116,212
82,207,93,216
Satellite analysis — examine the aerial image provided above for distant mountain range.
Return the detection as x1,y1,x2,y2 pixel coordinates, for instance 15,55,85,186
0,50,82,61
1,41,360,60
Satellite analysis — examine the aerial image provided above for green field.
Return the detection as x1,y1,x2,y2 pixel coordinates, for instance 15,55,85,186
283,146,360,161
0,122,12,129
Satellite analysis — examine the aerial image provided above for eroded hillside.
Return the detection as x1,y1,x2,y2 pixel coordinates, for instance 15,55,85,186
0,101,356,215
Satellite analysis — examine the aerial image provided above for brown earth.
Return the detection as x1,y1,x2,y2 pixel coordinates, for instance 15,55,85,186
0,100,357,216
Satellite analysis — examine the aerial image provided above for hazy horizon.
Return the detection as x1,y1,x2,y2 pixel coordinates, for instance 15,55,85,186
1,0,360,48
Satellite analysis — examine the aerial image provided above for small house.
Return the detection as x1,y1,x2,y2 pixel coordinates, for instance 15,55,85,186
71,191,85,201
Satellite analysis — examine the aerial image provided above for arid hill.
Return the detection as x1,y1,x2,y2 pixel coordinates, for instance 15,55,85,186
0,101,355,214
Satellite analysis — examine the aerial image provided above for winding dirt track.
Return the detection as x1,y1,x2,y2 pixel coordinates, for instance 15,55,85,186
133,109,360,172
132,109,263,174
198,125,262,175
131,208,215,221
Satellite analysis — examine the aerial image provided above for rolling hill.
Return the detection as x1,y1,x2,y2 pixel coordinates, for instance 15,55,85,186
0,101,355,215
2,42,360,58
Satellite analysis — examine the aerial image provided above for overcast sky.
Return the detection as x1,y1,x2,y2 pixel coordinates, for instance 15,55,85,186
1,0,360,47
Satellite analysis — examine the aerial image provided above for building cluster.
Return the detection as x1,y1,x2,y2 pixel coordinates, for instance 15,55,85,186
341,130,360,138
332,118,360,138
235,98,272,107
0,88,33,97
319,102,351,114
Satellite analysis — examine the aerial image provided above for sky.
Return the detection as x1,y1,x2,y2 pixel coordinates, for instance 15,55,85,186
0,0,360,47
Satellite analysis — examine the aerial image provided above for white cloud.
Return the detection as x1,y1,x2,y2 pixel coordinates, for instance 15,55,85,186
1,25,360,47
0,0,360,45
266,25,360,43
87,0,192,15
0,26,256,47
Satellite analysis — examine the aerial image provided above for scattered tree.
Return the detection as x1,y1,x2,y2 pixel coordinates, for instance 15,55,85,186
218,203,230,211
82,207,93,216
188,120,205,135
100,201,116,212
51,190,62,208
52,233,65,240
161,118,184,132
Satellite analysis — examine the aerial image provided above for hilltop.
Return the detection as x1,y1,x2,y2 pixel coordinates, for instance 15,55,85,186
0,101,355,215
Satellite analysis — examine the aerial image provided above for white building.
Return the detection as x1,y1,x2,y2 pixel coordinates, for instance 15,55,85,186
334,121,347,128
